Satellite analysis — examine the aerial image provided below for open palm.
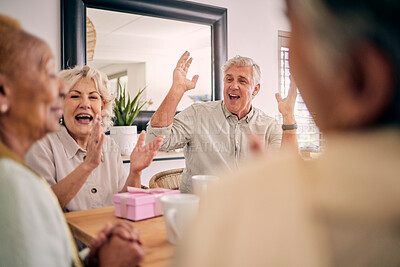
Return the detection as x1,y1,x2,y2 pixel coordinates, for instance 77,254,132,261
172,51,199,92
275,75,298,117
85,115,104,170
129,131,164,173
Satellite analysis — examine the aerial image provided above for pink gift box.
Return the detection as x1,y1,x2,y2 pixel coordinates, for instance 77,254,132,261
113,187,180,221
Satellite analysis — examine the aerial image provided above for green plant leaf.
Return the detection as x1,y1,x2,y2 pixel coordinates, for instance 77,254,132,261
131,87,146,107
113,82,149,126
114,105,123,126
131,101,147,121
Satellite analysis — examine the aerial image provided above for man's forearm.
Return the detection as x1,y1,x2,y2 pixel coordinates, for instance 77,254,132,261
281,129,298,151
280,114,299,152
150,85,185,127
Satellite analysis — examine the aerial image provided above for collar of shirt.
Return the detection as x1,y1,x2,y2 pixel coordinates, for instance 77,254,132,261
221,100,255,123
56,125,104,162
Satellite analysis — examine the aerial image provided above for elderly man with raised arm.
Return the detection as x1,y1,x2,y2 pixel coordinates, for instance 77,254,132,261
174,0,400,266
146,53,298,193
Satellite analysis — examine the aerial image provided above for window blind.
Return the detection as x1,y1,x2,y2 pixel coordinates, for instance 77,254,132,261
278,31,323,151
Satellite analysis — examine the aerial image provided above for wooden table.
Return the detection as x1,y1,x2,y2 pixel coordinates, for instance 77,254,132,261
65,206,175,267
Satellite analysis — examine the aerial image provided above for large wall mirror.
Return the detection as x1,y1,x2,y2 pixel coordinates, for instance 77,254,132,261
61,0,227,130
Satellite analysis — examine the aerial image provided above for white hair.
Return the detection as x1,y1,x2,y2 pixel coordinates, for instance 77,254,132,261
222,55,261,86
59,65,115,130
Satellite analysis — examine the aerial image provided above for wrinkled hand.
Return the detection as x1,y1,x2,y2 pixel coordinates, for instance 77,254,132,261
172,51,199,93
85,115,104,170
275,75,297,117
98,235,145,267
89,222,144,267
130,131,164,173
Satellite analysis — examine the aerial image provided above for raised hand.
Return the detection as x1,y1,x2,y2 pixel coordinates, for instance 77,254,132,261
275,75,297,121
85,115,105,170
130,131,164,174
149,51,199,128
172,51,199,93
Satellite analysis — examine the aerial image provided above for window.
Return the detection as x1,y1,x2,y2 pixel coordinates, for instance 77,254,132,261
278,31,323,151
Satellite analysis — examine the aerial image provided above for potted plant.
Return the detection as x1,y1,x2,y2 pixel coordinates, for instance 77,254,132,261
110,81,151,155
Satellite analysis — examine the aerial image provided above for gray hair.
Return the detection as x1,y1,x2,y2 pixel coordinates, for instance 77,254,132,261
288,0,400,125
222,56,261,86
59,65,115,130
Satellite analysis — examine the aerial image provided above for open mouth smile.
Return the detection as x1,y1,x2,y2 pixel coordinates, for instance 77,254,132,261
75,113,93,124
229,94,240,100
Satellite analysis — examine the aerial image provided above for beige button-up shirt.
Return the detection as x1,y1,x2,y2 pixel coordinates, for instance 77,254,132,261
177,128,400,267
146,100,282,193
26,126,127,211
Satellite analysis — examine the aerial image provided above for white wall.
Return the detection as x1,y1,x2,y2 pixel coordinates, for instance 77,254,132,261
96,62,147,97
143,47,212,111
0,0,61,70
194,0,290,116
0,0,290,116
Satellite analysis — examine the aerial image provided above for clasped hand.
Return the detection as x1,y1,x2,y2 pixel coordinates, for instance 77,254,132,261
88,222,145,266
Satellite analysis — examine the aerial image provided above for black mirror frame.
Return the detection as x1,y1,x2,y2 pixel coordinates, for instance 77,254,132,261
61,0,227,129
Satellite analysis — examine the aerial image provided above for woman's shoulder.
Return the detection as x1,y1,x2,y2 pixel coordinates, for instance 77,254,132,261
26,130,58,158
0,158,43,193
31,126,66,151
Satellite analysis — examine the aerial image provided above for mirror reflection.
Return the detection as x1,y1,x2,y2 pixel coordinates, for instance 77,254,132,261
86,8,212,111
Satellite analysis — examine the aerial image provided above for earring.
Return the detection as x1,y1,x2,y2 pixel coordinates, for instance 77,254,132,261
0,104,8,113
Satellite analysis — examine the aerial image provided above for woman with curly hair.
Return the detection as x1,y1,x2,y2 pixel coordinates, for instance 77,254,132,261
26,65,164,211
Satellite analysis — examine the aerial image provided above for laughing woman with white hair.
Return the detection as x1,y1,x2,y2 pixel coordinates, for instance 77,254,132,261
26,65,164,211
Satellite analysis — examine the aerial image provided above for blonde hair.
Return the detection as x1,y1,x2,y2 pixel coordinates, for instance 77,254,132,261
59,66,115,130
0,14,21,32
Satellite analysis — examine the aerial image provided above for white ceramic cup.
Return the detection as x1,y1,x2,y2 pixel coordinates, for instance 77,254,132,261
191,175,220,198
160,194,200,245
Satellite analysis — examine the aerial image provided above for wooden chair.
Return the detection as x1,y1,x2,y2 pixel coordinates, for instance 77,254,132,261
149,168,184,190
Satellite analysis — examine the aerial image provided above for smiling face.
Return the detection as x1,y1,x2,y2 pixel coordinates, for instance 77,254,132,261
5,41,64,142
63,77,103,142
223,65,260,119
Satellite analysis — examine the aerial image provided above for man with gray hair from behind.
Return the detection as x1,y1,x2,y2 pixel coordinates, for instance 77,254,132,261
175,0,400,266
147,52,298,193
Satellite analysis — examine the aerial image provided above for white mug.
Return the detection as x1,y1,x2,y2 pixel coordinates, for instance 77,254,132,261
191,175,220,198
160,194,200,245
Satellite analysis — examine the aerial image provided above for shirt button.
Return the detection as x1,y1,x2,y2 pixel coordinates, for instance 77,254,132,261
91,188,97,194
